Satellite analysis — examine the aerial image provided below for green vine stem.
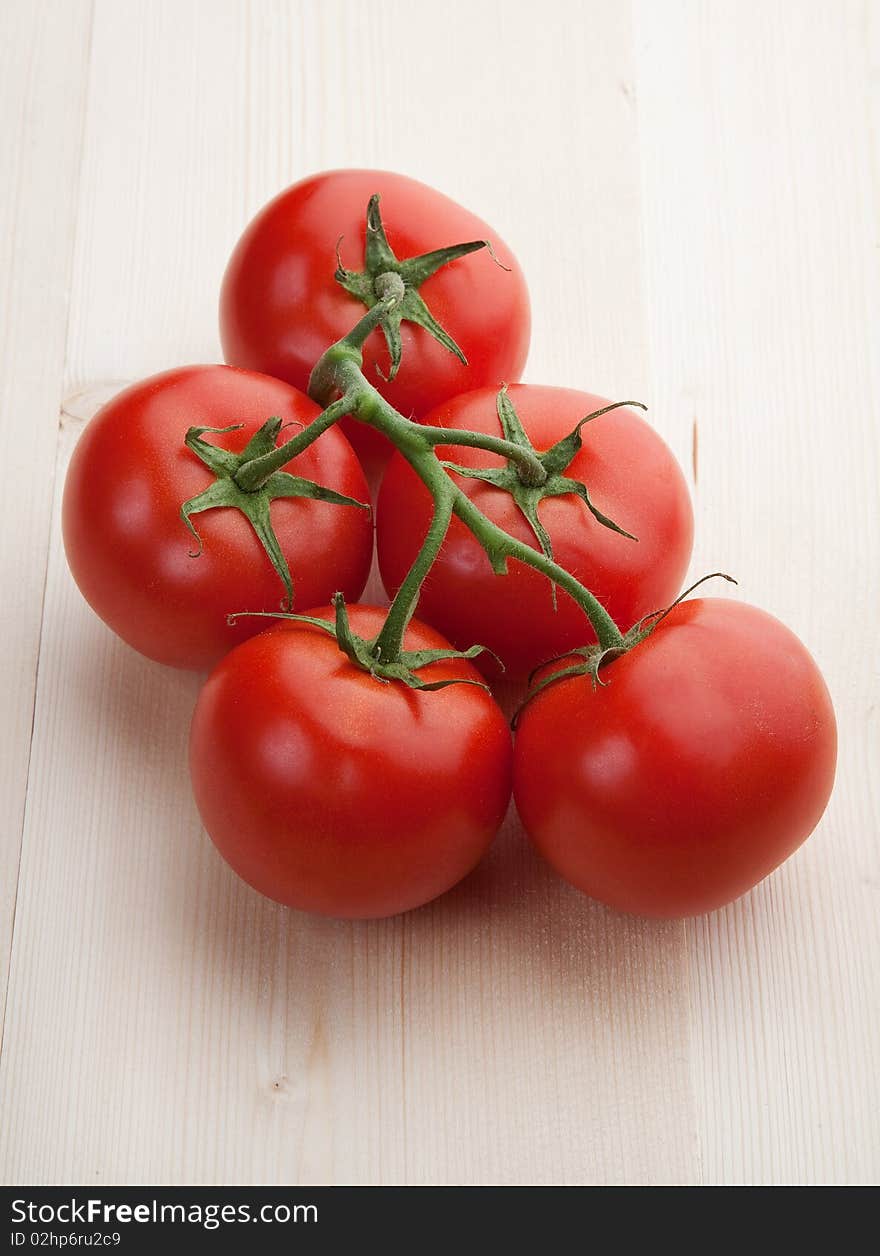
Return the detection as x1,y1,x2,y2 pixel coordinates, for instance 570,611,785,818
373,485,454,662
229,300,550,494
279,301,628,661
233,394,355,492
204,296,632,674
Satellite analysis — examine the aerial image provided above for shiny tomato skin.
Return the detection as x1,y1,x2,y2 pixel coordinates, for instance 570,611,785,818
376,385,694,678
62,366,373,670
189,606,513,919
513,598,837,918
219,169,531,466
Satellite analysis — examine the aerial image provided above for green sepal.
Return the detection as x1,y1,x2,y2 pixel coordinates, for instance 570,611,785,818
181,477,246,555
264,469,371,511
184,424,244,475
334,193,490,381
511,641,631,728
496,387,532,448
229,594,498,692
540,400,647,475
180,418,369,610
439,462,497,483
545,476,637,541
513,572,738,725
441,389,639,602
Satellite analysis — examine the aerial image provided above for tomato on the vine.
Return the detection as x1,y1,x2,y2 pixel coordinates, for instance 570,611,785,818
189,606,513,918
219,169,531,468
376,384,694,678
63,366,373,670
513,598,837,918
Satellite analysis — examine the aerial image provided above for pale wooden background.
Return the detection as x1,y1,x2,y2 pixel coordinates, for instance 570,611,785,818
1,0,877,1186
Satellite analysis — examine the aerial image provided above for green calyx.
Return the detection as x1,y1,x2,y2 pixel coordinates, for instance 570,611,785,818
334,194,494,381
441,389,641,609
180,418,369,610
232,593,496,692
309,322,630,660
515,573,739,721
518,635,640,716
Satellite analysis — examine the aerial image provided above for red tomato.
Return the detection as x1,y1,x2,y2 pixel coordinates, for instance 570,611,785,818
376,385,694,678
189,606,513,918
513,598,837,917
219,169,530,469
63,366,373,670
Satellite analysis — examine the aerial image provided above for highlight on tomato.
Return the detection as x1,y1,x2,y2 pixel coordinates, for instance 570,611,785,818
512,597,837,918
376,384,694,678
57,163,839,928
189,606,513,919
219,169,531,468
62,365,373,670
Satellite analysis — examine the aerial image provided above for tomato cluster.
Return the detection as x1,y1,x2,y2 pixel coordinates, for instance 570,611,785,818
63,169,837,921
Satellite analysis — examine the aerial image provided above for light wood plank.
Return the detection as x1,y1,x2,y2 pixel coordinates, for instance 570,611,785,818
63,0,246,387
1,0,698,1184
0,2,93,1030
634,0,880,1184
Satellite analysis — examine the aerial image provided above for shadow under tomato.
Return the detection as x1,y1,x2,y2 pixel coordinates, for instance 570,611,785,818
65,608,689,1163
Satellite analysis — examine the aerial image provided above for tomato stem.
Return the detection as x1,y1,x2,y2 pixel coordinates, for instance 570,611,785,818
305,314,627,659
419,423,547,485
333,194,490,380
233,393,356,492
374,485,455,663
215,293,628,664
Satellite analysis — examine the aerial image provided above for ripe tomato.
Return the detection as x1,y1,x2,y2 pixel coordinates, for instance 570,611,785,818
376,385,694,678
219,169,530,468
189,606,513,918
513,598,837,917
63,366,372,670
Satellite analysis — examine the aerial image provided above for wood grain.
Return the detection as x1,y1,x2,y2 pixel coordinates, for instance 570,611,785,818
634,0,880,1184
0,0,93,1027
0,0,696,1186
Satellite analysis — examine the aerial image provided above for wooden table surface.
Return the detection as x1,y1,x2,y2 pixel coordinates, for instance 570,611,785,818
1,0,878,1186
